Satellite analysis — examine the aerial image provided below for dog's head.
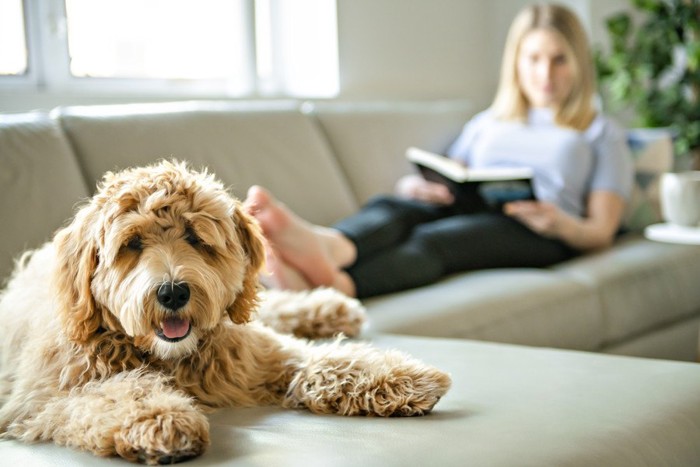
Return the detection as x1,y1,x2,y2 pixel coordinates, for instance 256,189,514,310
53,160,265,360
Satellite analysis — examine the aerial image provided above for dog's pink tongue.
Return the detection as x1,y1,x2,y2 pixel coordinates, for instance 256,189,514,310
161,317,190,339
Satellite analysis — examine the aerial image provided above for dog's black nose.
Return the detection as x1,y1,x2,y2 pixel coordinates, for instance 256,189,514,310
157,282,190,311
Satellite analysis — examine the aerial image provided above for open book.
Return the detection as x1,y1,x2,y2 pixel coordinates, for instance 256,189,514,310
406,147,535,212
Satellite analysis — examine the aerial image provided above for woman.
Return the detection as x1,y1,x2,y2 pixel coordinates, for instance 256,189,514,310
245,3,633,298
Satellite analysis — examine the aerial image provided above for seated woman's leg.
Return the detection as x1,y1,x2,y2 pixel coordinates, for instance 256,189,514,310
333,195,450,262
344,242,445,298
246,187,451,292
345,212,577,298
408,212,577,273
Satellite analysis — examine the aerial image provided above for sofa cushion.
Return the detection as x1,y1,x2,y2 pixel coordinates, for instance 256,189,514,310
3,335,700,465
364,269,602,351
0,113,89,280
310,100,473,204
554,234,700,348
58,101,359,226
605,316,700,361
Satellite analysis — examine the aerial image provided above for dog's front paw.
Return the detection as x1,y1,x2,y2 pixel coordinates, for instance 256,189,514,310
370,360,452,417
257,287,366,338
286,344,451,417
115,409,210,465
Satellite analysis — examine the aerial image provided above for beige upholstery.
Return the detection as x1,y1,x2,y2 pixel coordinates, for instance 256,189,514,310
0,113,89,279
2,335,700,466
554,235,700,347
364,268,602,350
59,101,359,226
365,234,700,360
311,100,472,203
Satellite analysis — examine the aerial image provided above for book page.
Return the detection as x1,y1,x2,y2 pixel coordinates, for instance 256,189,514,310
405,147,533,183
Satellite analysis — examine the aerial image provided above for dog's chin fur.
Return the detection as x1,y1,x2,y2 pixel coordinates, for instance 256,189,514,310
0,160,451,465
151,329,200,360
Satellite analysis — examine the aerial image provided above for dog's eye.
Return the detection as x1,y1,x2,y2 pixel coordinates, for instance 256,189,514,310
127,236,143,251
185,228,201,246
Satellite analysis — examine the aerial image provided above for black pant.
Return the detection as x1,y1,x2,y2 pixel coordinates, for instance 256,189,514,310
333,195,578,298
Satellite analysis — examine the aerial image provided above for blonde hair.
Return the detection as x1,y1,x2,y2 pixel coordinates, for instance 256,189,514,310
491,3,596,130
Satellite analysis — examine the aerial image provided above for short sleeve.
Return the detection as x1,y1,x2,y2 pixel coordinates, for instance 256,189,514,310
588,117,634,200
445,109,493,164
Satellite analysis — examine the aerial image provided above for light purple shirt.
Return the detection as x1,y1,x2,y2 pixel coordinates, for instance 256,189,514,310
446,108,633,217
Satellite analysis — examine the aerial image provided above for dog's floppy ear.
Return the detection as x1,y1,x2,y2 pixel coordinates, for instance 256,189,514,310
53,203,102,344
227,204,266,324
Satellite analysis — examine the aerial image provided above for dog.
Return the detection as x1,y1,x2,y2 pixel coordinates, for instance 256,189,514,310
0,161,451,464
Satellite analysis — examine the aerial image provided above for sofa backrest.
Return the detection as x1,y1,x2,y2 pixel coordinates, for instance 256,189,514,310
310,100,473,204
0,112,89,280
57,100,360,227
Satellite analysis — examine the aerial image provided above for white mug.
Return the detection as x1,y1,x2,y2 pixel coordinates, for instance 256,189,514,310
660,171,700,227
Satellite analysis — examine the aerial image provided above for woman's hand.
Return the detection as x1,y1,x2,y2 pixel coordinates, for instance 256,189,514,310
505,191,626,251
395,174,455,205
504,200,563,238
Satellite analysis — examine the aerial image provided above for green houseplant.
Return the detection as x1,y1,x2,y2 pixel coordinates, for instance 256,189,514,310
595,0,700,168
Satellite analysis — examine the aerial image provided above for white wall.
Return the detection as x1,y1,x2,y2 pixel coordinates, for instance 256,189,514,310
336,0,497,106
337,0,630,110
0,0,631,113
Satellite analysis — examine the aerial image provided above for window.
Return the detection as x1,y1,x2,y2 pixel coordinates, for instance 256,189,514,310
255,0,339,97
0,0,339,98
0,0,28,76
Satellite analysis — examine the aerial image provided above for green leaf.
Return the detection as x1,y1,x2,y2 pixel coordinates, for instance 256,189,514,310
687,42,700,72
632,0,663,13
595,0,700,155
606,13,631,40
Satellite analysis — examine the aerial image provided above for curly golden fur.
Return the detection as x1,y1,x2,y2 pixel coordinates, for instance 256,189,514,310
0,161,451,464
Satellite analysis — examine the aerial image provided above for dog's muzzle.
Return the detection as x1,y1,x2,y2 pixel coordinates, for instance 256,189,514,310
156,282,192,342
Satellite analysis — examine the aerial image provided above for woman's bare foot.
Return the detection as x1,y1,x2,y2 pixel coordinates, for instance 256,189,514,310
244,186,354,287
259,248,312,291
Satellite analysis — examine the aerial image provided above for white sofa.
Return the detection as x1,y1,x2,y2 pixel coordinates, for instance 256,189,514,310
3,100,700,465
2,99,699,360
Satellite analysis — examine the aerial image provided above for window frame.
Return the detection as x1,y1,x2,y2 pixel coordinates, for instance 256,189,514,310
1,0,337,99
